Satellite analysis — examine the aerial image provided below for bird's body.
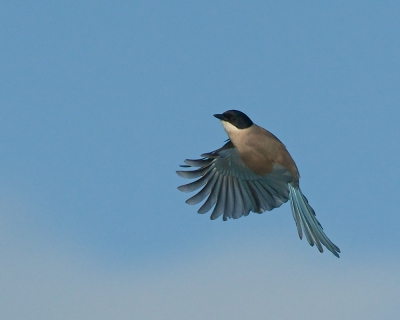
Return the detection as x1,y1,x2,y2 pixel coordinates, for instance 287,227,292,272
177,110,340,257
223,121,299,182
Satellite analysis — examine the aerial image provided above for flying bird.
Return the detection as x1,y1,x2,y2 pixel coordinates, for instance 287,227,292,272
177,110,340,257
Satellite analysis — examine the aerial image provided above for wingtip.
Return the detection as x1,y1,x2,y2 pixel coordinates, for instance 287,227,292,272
185,198,197,205
176,170,189,178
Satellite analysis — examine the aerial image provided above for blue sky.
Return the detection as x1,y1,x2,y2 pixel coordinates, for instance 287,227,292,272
1,1,400,319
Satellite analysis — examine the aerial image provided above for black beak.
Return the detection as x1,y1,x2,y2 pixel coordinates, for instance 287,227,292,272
213,113,226,121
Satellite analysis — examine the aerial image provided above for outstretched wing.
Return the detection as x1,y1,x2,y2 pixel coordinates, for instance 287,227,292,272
177,141,293,221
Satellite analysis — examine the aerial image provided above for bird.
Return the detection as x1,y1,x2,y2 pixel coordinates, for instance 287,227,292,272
176,110,340,257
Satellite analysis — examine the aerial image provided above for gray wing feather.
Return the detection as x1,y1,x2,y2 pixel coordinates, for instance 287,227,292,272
232,179,245,219
184,159,213,167
185,169,218,205
237,179,256,215
176,165,212,179
211,176,227,220
177,168,214,193
223,177,235,220
198,174,222,214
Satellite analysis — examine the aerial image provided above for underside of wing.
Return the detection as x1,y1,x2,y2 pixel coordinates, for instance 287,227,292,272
177,141,293,221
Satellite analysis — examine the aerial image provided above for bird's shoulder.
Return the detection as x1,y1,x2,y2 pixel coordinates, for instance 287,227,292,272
230,124,286,157
246,124,285,145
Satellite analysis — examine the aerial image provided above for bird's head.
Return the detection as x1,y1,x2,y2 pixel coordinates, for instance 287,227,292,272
214,110,253,131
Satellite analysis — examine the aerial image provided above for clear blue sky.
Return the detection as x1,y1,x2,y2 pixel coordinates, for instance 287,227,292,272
1,1,399,319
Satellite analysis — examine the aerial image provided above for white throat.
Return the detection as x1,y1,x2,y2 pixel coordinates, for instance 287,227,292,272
221,120,242,134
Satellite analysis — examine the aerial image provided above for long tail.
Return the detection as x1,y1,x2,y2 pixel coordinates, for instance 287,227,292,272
289,184,340,258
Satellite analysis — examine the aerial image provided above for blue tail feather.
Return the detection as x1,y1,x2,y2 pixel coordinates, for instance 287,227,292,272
289,184,340,258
